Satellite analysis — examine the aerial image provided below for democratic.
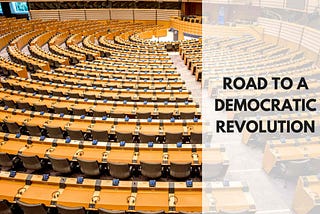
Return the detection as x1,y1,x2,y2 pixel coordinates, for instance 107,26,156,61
214,98,317,112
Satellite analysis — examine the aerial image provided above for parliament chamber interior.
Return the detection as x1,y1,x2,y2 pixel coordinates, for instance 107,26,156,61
0,0,319,214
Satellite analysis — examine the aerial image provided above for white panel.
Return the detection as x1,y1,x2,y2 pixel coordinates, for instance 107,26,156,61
258,17,281,37
260,0,285,8
110,9,133,20
59,9,86,21
306,0,320,13
134,9,156,21
157,9,180,21
30,10,59,20
301,27,320,53
280,22,303,44
85,9,110,20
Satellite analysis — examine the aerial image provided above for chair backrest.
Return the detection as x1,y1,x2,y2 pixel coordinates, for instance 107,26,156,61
170,162,191,179
165,132,183,144
56,204,86,214
54,106,69,114
98,208,125,214
46,125,64,139
68,92,80,98
91,129,108,142
109,162,131,179
283,159,311,177
48,155,72,174
136,210,165,214
67,128,84,141
157,97,169,103
93,109,107,117
139,133,157,143
0,200,12,214
116,131,133,143
72,108,86,116
0,152,13,168
136,112,151,119
52,90,64,97
219,210,251,214
16,101,31,110
3,98,16,108
16,200,46,214
190,132,202,144
203,163,225,180
140,161,162,179
158,112,173,119
18,154,42,171
34,103,48,112
176,97,188,102
310,157,320,173
5,121,20,134
110,112,125,118
26,124,42,137
180,112,195,119
77,158,100,176
84,93,96,100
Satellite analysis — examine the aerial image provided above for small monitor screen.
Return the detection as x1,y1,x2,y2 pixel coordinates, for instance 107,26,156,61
10,2,29,14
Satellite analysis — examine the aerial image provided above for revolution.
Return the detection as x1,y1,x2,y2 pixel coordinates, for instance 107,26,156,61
216,119,315,133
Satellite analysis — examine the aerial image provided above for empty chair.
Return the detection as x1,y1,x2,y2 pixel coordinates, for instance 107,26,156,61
98,208,125,214
280,159,311,180
56,204,86,214
139,132,157,143
136,112,151,119
176,97,189,102
0,200,12,214
68,92,80,98
5,121,20,134
219,210,252,214
309,157,320,174
202,163,226,180
72,107,87,116
67,128,85,141
139,96,153,102
108,162,131,179
16,200,46,214
157,97,169,102
26,124,42,136
84,93,97,100
12,84,23,91
77,158,100,177
2,97,15,108
65,80,75,85
18,154,43,172
48,155,72,174
190,132,202,144
140,161,162,179
136,211,165,214
169,162,191,179
38,89,49,95
91,129,108,142
101,94,113,100
45,124,65,139
180,112,195,119
116,131,133,142
93,109,107,117
34,103,49,112
179,212,202,214
52,90,64,97
118,96,131,101
16,101,31,110
158,112,173,119
165,132,183,144
110,112,125,118
0,153,14,170
54,106,69,114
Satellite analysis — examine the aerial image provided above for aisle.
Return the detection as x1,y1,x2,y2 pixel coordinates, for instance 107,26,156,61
169,52,202,106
